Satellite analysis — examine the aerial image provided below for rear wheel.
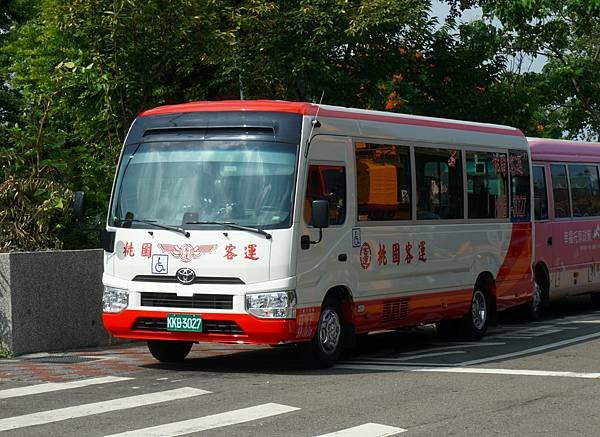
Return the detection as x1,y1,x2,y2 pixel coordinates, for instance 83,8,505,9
523,280,543,321
590,292,600,307
461,288,489,340
147,340,193,363
301,298,344,368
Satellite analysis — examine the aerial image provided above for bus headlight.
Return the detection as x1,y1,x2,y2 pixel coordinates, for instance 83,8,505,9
102,286,129,313
245,290,297,319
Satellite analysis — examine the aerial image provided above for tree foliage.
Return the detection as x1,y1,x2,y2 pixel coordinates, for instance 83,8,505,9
1,0,598,251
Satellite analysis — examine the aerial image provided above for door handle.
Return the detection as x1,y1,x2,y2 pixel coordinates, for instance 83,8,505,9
547,236,553,246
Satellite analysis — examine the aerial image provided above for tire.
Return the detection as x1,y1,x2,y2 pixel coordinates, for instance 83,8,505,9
591,292,600,307
301,298,344,368
147,340,193,363
523,280,543,321
461,288,489,340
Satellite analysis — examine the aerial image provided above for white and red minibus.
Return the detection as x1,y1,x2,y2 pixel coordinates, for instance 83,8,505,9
530,138,600,307
100,100,537,366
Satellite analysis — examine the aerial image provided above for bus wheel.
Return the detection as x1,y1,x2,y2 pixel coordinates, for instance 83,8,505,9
462,288,488,340
590,292,600,307
147,340,193,363
522,281,543,321
301,298,344,367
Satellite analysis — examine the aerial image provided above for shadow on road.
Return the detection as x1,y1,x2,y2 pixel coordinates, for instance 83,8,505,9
139,295,600,375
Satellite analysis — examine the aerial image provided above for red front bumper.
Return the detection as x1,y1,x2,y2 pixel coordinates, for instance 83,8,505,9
102,309,299,345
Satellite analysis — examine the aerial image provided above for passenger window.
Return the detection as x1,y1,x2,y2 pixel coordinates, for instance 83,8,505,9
355,142,411,221
509,150,531,222
533,166,548,220
466,151,509,219
568,164,600,217
304,164,346,225
415,147,463,219
550,164,571,218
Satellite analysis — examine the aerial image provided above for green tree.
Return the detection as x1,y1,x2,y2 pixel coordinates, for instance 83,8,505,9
446,0,600,138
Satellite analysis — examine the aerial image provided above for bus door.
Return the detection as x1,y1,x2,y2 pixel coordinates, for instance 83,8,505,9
532,164,554,291
548,163,573,295
297,135,353,302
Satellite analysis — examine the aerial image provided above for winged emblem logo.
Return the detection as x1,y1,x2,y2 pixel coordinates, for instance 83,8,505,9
158,243,218,263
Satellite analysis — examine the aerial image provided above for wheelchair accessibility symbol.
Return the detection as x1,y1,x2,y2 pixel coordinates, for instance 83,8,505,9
152,254,169,275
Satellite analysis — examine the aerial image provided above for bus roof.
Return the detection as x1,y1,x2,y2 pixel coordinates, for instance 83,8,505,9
139,100,524,138
528,137,600,163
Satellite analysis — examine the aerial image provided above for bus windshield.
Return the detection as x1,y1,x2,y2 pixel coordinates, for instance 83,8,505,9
110,140,298,229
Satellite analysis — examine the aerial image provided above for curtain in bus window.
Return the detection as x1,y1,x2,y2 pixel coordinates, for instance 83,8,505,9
568,164,600,217
466,151,509,219
550,164,571,218
415,147,463,219
509,150,531,222
532,166,548,220
304,164,346,225
355,143,411,221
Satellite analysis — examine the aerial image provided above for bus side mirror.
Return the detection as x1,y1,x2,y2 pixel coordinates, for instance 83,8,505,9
311,199,330,229
74,191,86,221
301,200,330,250
101,230,116,253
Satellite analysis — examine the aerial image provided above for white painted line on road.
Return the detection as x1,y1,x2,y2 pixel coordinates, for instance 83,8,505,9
338,361,455,367
104,403,300,436
457,331,600,366
566,320,600,324
429,341,507,348
393,351,465,361
0,387,210,432
0,376,134,400
315,422,407,436
335,364,600,379
413,367,600,379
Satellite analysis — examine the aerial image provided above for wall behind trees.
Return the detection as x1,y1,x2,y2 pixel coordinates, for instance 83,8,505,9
1,0,598,252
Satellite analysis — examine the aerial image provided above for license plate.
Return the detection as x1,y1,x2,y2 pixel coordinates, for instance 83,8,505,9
166,314,203,332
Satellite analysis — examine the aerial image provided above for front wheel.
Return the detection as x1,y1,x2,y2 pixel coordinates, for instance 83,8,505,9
301,299,344,368
147,340,193,363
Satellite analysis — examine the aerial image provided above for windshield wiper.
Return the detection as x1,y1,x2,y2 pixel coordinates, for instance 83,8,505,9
116,218,190,238
186,221,272,240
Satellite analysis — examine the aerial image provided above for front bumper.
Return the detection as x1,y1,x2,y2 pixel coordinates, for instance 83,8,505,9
103,309,306,345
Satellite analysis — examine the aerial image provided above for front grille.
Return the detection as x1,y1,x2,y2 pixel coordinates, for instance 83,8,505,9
133,275,244,285
133,317,244,334
141,292,233,310
382,300,409,322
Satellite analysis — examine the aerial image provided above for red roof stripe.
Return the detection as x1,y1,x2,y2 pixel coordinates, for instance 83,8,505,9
139,100,523,138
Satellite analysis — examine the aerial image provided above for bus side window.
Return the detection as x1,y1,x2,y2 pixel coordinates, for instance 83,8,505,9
415,147,463,220
568,164,600,217
550,164,571,218
509,150,531,222
355,143,411,221
304,165,346,225
533,166,548,220
466,151,509,219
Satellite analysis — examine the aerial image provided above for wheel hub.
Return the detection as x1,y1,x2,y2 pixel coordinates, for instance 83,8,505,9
319,308,341,354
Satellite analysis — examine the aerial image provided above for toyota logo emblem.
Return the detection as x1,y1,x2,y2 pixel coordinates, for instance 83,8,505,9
176,268,196,285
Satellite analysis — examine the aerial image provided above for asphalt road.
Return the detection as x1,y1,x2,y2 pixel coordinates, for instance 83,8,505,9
3,297,600,436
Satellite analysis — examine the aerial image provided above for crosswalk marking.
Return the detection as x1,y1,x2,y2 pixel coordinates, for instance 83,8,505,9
104,403,300,436
0,376,133,400
315,423,407,436
0,387,210,432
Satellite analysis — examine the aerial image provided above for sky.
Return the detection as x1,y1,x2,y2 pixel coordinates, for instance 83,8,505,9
430,1,546,73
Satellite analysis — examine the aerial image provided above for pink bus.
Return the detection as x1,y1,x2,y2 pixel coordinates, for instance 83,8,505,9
529,138,600,308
